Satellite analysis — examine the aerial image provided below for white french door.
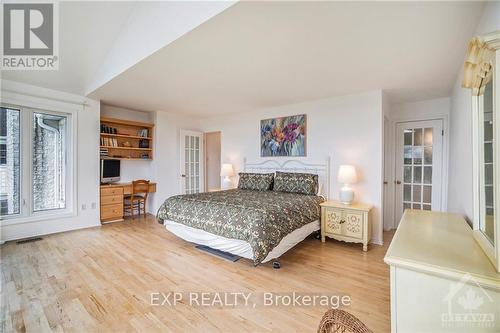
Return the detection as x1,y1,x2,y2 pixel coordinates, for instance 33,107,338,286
180,130,204,194
395,120,444,225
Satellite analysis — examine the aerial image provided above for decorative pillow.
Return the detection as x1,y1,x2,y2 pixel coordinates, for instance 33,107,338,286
237,172,274,191
273,171,318,195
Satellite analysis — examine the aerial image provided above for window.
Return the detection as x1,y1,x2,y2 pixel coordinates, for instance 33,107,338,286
0,105,73,220
0,144,6,164
0,109,8,164
0,199,8,215
32,112,67,211
0,107,20,216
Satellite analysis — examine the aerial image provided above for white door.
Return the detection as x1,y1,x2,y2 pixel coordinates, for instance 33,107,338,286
180,130,204,194
383,116,393,230
395,120,444,225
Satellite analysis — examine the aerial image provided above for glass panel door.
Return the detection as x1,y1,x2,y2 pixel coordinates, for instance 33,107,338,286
180,130,204,194
395,120,443,224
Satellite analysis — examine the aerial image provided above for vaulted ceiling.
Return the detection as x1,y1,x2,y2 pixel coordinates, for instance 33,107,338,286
4,1,487,116
2,1,136,94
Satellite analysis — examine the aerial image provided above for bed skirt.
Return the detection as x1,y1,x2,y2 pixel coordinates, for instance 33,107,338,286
164,219,320,263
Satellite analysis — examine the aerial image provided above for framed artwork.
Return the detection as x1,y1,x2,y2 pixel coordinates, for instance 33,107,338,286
260,114,306,157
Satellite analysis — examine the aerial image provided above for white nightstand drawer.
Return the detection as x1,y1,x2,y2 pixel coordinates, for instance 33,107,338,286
320,201,372,251
343,211,363,239
324,207,343,235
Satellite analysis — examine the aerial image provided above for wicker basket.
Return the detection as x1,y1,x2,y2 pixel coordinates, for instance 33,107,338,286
317,309,372,333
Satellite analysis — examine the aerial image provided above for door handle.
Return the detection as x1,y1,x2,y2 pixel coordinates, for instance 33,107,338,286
181,174,186,178
395,180,401,185
383,181,388,185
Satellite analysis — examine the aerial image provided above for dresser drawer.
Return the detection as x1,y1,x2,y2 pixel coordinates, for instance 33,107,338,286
100,194,122,206
100,203,123,220
100,187,123,197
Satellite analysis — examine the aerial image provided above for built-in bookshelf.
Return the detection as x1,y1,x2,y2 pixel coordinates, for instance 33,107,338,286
100,117,154,160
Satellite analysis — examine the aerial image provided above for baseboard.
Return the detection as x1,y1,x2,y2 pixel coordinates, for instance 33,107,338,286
1,218,101,243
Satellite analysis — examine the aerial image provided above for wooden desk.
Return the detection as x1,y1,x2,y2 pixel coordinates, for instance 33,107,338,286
100,182,157,223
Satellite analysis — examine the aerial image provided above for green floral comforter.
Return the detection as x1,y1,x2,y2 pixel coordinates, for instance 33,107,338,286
157,189,324,264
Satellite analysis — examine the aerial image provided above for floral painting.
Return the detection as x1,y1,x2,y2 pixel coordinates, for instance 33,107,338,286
260,114,306,157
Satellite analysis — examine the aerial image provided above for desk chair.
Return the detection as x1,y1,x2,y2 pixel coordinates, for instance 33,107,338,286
123,180,150,219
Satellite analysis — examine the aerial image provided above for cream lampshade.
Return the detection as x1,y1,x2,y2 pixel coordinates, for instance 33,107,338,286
338,165,357,204
220,163,234,189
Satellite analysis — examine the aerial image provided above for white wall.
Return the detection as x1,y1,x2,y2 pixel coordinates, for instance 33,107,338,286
0,80,101,242
448,2,500,220
382,92,393,230
151,112,203,213
390,97,450,121
101,103,153,123
201,91,385,245
205,131,221,191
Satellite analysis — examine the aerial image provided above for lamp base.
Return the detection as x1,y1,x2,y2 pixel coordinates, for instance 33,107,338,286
339,186,354,205
222,177,232,190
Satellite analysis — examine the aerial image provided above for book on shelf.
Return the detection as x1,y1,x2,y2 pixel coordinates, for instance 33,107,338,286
100,137,119,147
138,128,149,137
100,147,109,157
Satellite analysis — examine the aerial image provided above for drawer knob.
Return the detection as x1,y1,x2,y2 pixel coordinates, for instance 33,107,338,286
340,219,345,224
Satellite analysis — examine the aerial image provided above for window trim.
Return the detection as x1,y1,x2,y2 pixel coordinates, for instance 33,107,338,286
0,102,78,225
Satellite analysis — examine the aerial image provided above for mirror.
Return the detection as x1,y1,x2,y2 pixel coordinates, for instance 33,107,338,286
464,31,500,272
478,78,495,245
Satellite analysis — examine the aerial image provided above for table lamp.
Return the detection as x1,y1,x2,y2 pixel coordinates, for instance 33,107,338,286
338,165,357,204
220,163,234,189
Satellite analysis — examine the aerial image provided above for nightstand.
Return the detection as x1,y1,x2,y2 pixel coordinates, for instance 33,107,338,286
320,200,373,251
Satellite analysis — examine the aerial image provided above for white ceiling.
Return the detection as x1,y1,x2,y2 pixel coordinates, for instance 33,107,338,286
89,1,485,116
4,1,486,116
2,1,136,94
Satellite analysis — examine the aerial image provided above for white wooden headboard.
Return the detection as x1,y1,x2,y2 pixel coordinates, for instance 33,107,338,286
243,157,331,199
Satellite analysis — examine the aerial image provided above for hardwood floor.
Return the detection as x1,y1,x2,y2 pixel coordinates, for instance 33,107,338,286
1,215,393,333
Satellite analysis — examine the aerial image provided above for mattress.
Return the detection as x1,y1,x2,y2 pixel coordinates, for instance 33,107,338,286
157,189,324,264
164,219,320,263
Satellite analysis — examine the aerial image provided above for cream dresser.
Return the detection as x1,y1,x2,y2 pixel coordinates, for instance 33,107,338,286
320,201,372,251
385,210,500,332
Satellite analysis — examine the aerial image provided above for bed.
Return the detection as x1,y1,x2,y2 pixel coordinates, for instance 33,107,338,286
157,158,330,266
